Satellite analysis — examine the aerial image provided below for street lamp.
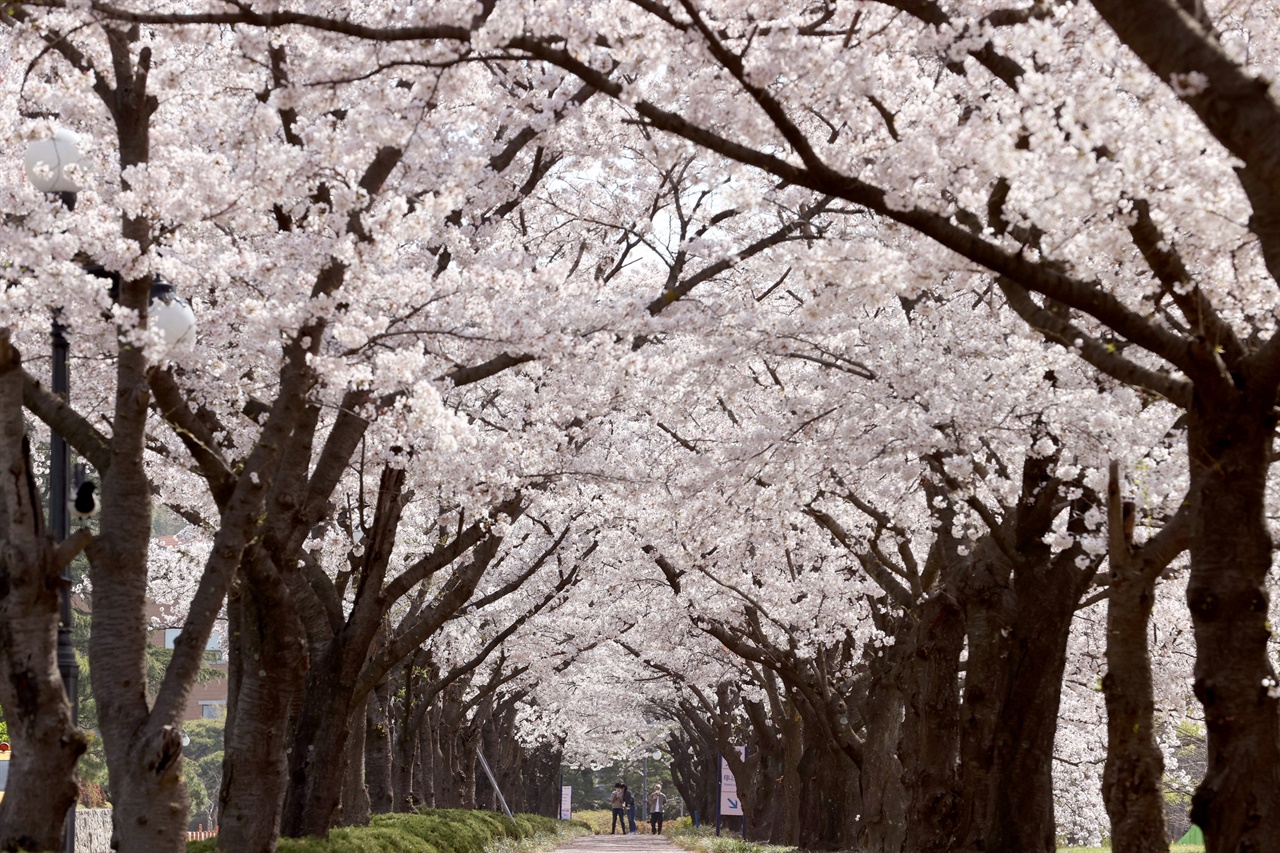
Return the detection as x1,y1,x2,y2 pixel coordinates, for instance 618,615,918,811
24,130,197,853
23,128,82,210
148,277,198,353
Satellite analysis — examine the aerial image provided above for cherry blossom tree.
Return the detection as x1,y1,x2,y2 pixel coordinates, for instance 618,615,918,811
6,3,1280,852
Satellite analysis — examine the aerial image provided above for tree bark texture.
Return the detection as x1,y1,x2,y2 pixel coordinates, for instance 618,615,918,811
899,591,965,853
338,696,370,828
1185,398,1280,851
0,333,87,852
89,337,188,853
795,736,860,851
858,680,906,853
366,676,395,814
955,464,1096,853
216,569,306,852
279,641,363,838
1101,462,1175,853
417,711,436,809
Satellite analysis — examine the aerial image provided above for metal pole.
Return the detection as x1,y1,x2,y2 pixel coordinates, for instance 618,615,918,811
715,751,721,837
642,755,647,822
51,317,79,853
474,748,513,820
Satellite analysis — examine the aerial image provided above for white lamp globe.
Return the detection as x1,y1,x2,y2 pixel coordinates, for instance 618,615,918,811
24,129,84,193
149,277,198,353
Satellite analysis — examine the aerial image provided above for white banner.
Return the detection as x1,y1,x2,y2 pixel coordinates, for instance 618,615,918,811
719,747,744,816
560,786,572,820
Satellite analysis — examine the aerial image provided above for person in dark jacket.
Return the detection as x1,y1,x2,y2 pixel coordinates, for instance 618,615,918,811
610,782,628,834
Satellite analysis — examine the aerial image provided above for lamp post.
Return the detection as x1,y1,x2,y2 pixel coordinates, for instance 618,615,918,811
25,127,83,853
25,130,196,853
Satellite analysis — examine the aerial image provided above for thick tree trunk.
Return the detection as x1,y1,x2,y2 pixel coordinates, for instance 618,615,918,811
0,333,87,852
417,712,436,809
795,739,860,850
338,699,370,828
986,564,1089,851
217,570,306,852
900,592,964,853
460,739,479,810
91,337,190,852
957,502,1093,853
392,710,419,812
776,704,804,847
366,677,394,814
859,681,905,853
1102,466,1170,853
955,543,1012,851
1102,561,1168,851
279,644,360,838
1186,400,1280,851
666,731,702,822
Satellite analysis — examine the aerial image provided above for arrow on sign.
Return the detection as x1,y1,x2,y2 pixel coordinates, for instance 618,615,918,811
728,799,739,810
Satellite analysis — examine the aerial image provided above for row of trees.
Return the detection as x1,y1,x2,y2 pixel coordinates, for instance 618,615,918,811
1,1,1277,852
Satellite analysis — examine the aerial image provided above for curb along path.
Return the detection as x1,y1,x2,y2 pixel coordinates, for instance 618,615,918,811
553,835,680,852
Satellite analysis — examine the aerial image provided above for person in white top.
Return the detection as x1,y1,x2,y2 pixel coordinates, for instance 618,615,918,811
648,784,668,834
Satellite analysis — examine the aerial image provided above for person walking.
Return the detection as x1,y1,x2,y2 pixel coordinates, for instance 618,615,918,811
623,783,637,834
648,785,667,834
610,782,628,834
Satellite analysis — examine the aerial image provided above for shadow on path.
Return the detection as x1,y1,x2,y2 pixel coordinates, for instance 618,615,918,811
553,834,680,852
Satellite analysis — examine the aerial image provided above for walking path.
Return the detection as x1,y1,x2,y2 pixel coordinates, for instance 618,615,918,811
552,834,679,852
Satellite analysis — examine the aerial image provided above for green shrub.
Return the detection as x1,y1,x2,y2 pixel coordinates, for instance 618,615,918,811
187,808,584,852
667,822,799,853
278,827,436,853
371,811,492,853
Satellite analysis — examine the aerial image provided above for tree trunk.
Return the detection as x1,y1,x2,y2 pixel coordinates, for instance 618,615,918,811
900,592,964,853
1101,465,1170,852
417,712,436,809
279,643,360,839
795,738,860,850
90,336,189,852
338,698,370,828
1102,558,1168,851
991,557,1092,851
776,704,804,847
392,709,419,812
460,737,479,810
957,525,1093,851
0,333,87,852
366,676,394,814
858,680,905,853
1186,399,1280,851
955,541,1012,852
217,568,306,852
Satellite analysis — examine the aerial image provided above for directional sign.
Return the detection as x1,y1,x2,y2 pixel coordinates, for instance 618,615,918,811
560,786,572,820
719,747,744,816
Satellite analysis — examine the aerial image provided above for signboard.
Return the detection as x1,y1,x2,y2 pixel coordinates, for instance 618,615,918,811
559,785,572,820
719,747,744,816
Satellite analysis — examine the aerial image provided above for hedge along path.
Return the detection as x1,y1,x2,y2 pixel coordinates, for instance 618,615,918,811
552,836,679,852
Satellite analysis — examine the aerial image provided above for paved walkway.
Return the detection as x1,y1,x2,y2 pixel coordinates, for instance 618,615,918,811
553,834,679,852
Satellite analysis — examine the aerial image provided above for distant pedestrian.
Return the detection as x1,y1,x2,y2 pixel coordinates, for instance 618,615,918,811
624,783,637,833
648,785,667,834
610,782,628,834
